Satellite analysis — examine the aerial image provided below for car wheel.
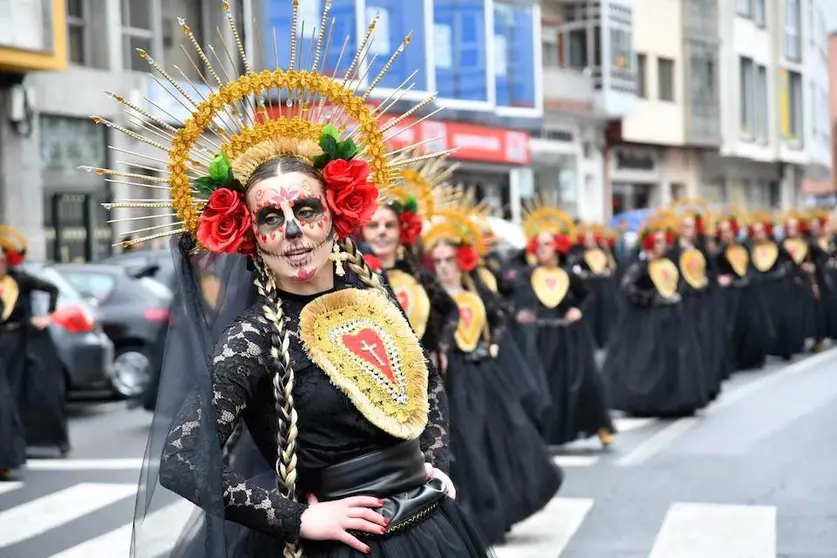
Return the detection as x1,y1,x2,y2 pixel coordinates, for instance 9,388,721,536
111,346,152,398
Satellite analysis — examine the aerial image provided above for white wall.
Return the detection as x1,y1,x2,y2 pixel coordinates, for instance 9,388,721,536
803,0,833,169
621,0,684,145
719,0,778,161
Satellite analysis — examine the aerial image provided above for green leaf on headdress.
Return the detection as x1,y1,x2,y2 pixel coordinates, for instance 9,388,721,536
404,195,418,214
338,137,359,160
193,176,216,196
209,152,232,183
322,123,340,141
312,153,331,169
320,134,339,157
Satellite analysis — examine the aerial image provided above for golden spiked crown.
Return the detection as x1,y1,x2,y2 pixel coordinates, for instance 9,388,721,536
521,195,576,241
83,0,453,248
382,150,459,219
0,226,27,255
421,184,487,254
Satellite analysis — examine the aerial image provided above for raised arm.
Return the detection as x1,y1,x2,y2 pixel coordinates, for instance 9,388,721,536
159,317,308,541
19,271,59,312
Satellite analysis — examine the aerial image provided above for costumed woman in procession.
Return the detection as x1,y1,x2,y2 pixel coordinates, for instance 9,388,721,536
98,5,495,556
713,209,771,372
360,155,459,377
809,210,837,341
746,212,802,361
603,212,708,418
667,201,722,403
423,207,562,544
0,227,61,480
783,211,827,352
568,223,616,350
508,200,614,447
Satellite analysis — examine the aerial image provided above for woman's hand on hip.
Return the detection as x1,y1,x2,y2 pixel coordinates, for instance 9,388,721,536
425,462,456,499
301,494,387,553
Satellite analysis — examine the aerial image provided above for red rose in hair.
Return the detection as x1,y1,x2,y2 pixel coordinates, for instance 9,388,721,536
4,249,24,267
641,232,657,251
456,245,479,272
665,229,676,245
554,233,572,255
322,159,379,239
694,215,704,235
399,211,423,247
363,253,383,272
526,235,539,255
197,188,255,254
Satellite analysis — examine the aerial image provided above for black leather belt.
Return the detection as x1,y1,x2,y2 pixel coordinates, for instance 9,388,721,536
313,439,446,536
0,322,21,332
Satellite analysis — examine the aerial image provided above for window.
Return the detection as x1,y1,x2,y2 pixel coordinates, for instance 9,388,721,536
162,0,203,80
122,0,154,71
788,71,803,141
62,272,117,302
785,0,801,61
610,28,631,74
752,0,765,26
493,2,536,108
755,65,768,140
636,53,647,98
737,0,750,16
740,57,755,135
567,28,588,69
67,0,87,65
657,57,674,101
542,26,560,67
433,0,489,102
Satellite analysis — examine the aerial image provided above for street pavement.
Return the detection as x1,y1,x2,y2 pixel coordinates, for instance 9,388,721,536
2,349,837,558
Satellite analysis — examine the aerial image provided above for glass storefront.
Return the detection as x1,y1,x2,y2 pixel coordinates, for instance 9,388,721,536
612,182,652,215
533,155,579,217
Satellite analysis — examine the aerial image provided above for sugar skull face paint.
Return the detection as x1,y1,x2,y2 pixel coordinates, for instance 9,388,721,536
246,170,334,283
362,206,400,264
431,241,462,289
536,232,557,266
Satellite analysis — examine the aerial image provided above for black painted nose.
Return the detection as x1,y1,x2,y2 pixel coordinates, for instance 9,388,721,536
285,219,302,239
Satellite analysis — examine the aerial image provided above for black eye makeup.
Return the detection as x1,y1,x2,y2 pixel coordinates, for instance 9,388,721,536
256,207,285,231
292,196,325,222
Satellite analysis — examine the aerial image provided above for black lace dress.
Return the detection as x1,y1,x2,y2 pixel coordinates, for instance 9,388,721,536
159,274,490,557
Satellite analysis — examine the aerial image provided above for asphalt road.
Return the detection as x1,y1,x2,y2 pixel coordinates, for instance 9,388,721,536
2,349,837,558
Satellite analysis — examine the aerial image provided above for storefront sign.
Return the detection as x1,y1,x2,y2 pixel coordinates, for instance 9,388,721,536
388,118,531,165
615,150,655,171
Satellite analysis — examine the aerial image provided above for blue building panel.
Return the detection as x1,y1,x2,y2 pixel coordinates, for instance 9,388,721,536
363,0,429,91
433,0,489,103
493,2,536,108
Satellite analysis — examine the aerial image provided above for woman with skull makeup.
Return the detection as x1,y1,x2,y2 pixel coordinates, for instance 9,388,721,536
507,203,614,448
422,209,563,544
603,212,708,418
95,5,493,558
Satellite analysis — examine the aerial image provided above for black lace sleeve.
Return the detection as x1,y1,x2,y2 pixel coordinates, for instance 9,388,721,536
620,261,654,306
568,268,590,310
18,271,60,312
159,317,308,541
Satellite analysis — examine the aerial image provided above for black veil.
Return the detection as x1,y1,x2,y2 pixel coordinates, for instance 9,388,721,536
131,235,274,558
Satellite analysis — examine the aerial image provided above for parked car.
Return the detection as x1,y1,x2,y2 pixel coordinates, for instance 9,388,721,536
22,263,115,394
50,263,173,398
100,250,176,291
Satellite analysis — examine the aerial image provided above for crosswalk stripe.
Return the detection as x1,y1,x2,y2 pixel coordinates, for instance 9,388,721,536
553,455,600,467
27,458,145,471
493,498,594,558
0,481,23,495
612,417,657,433
48,500,195,558
0,482,136,548
649,502,777,558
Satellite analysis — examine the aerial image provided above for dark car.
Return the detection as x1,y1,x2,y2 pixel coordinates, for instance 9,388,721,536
51,263,173,398
22,263,115,393
100,250,176,291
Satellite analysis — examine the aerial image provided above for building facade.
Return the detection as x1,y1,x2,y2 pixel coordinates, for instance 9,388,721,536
537,0,637,222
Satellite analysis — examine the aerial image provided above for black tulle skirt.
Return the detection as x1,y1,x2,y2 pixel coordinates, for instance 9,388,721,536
680,291,719,402
727,284,772,371
23,330,69,450
0,329,27,471
763,276,805,360
536,320,614,445
444,352,507,544
587,277,616,349
603,303,708,417
495,329,550,428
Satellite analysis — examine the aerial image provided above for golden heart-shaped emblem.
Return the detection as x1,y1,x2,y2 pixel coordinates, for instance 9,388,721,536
477,267,499,293
299,288,428,439
0,275,19,322
783,237,808,265
725,244,749,277
649,258,680,298
679,249,707,289
584,248,608,275
752,241,778,272
531,267,569,309
387,269,430,339
452,291,487,353
818,235,832,253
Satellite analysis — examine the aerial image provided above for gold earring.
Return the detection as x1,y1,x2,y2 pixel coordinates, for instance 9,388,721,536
329,242,349,276
396,245,406,261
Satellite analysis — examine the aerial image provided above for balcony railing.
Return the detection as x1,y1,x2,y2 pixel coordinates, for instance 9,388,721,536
542,66,595,109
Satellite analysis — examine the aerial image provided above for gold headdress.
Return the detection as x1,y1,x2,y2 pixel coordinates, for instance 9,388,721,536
0,226,27,255
638,209,678,241
671,198,715,234
521,196,576,241
383,150,459,219
86,0,451,248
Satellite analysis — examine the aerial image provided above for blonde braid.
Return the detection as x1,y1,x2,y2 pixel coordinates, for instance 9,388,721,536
253,262,304,558
338,237,388,296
